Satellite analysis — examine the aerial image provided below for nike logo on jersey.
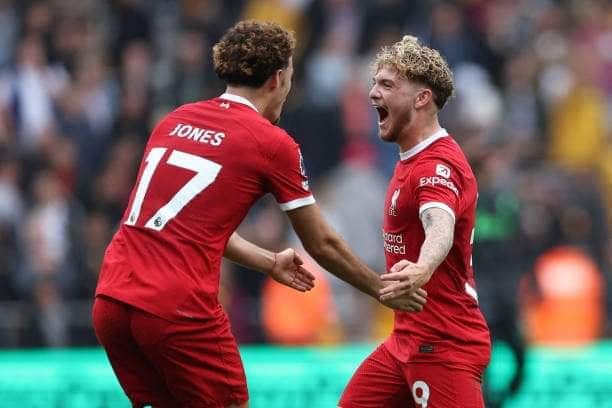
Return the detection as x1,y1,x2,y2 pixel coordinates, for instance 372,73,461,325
169,123,226,146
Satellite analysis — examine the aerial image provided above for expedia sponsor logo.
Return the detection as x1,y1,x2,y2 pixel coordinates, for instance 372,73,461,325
419,176,459,196
383,230,406,254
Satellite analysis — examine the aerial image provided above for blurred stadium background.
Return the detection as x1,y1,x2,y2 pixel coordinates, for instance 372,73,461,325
0,0,611,407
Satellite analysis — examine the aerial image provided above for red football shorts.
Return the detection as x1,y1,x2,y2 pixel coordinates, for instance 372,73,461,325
92,296,248,407
339,344,485,408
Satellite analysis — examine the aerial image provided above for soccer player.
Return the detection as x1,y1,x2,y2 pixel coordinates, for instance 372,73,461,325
92,21,427,408
339,36,491,407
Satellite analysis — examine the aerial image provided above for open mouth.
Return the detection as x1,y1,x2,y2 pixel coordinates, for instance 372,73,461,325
375,106,389,124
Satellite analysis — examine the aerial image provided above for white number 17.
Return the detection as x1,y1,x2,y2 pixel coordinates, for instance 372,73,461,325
125,147,222,231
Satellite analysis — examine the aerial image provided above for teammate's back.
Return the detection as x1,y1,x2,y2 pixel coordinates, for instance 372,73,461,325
96,95,312,322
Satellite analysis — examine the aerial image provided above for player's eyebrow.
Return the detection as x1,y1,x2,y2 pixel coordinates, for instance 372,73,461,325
372,77,395,87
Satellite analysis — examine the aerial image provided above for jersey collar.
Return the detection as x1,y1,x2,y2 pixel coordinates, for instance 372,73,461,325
219,93,259,112
399,128,449,161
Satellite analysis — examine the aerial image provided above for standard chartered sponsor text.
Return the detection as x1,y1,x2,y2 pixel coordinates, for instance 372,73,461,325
383,230,406,255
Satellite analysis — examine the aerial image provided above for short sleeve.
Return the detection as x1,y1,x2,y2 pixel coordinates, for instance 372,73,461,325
267,136,315,211
410,159,464,221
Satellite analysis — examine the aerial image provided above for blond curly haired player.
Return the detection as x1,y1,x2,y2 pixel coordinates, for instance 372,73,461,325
339,35,491,408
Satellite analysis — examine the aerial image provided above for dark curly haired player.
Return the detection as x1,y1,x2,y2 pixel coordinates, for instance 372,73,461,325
93,21,427,408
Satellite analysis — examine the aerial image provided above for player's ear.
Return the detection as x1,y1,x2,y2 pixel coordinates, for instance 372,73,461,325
415,88,433,109
267,69,283,91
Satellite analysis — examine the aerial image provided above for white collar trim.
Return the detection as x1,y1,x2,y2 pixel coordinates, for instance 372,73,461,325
220,93,258,112
399,128,449,161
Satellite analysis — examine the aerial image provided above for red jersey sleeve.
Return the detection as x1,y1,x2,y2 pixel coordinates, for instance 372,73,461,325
266,134,315,211
410,159,464,221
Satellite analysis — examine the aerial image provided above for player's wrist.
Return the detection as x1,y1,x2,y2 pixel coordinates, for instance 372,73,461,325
415,261,435,277
269,252,278,275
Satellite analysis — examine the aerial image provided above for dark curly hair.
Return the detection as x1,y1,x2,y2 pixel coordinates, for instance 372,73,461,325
213,20,296,88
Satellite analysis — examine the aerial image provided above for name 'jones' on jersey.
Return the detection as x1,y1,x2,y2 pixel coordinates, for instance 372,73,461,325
169,123,226,146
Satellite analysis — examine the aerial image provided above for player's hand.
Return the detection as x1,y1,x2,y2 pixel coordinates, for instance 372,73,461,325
379,259,433,301
270,248,315,292
380,287,428,312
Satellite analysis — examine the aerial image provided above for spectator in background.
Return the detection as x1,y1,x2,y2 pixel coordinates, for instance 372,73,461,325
111,0,151,64
0,151,21,302
304,31,353,108
499,49,546,163
17,169,85,346
425,0,501,79
89,135,142,221
472,147,526,407
0,0,17,68
169,27,219,107
58,54,118,196
112,40,153,143
549,45,608,172
0,35,68,153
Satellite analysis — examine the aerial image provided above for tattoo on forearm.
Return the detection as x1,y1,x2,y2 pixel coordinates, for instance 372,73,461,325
418,208,454,271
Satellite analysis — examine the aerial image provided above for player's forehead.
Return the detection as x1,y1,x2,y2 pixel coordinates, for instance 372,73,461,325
373,65,405,83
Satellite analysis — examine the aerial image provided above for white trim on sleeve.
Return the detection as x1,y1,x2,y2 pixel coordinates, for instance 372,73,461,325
419,202,456,222
465,282,479,303
279,195,316,211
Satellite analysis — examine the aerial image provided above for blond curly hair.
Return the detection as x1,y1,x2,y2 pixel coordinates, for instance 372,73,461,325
373,35,454,109
213,20,296,87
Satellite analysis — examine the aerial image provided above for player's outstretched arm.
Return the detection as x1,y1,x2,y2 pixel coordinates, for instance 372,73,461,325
286,204,427,312
224,232,315,292
379,207,454,301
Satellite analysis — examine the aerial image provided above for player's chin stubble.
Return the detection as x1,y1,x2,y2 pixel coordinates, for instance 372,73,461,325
379,128,396,143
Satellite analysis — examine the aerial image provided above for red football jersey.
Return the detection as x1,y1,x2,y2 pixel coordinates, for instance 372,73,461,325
382,129,491,366
95,94,314,322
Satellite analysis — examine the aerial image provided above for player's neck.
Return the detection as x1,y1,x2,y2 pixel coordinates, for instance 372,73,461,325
397,116,442,153
223,86,269,114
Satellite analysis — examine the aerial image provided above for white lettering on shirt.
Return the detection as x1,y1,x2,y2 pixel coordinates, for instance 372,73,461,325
419,176,459,196
383,230,406,255
169,123,226,147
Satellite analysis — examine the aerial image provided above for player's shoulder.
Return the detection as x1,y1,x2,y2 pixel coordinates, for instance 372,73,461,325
236,108,294,141
423,135,472,173
170,99,209,115
240,114,299,156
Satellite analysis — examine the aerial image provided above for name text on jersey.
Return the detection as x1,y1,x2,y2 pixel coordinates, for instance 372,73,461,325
169,123,226,146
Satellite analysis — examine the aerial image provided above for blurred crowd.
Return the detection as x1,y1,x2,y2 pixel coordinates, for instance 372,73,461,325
0,0,610,354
